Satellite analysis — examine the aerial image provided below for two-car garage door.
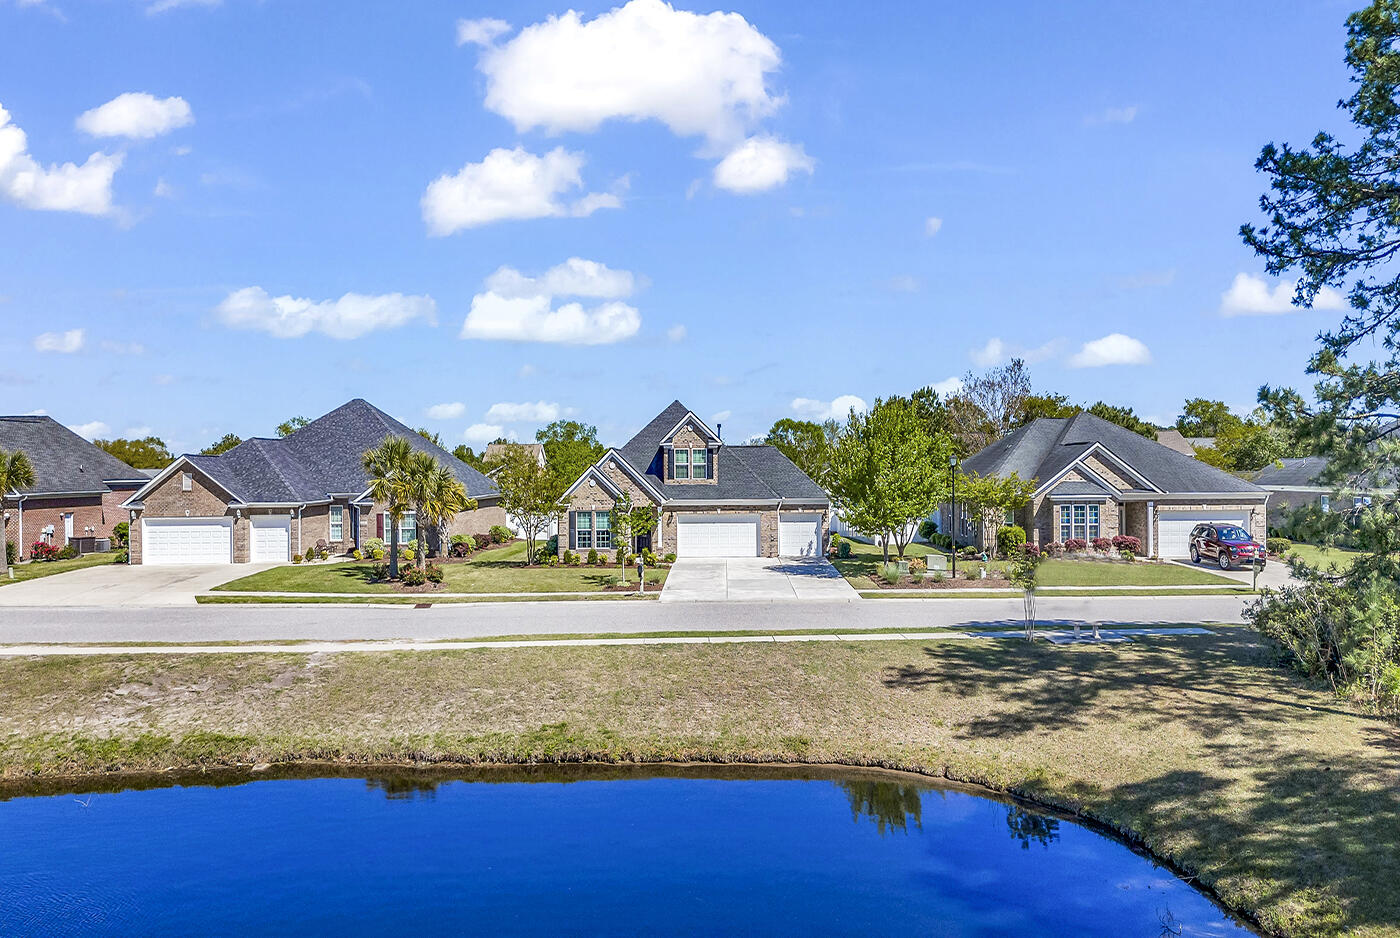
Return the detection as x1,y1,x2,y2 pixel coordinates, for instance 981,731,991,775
675,513,825,558
142,517,233,565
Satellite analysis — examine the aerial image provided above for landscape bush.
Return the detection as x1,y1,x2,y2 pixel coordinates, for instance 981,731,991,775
292,554,303,564
929,532,953,550
113,549,128,563
626,553,638,567
372,548,385,561
642,548,659,566
957,545,980,559
918,518,938,541
350,548,363,560
996,525,1026,557
364,537,386,556
662,552,676,564
401,566,427,587
424,564,444,584
56,544,78,561
449,534,474,558
836,539,852,559
1045,541,1064,556
542,553,560,566
1266,537,1292,555
563,550,579,566
112,522,129,548
473,533,492,550
401,548,415,563
1063,538,1088,553
1090,536,1112,554
5,541,15,565
1020,543,1041,558
489,525,513,544
30,542,59,562
544,535,559,557
1110,534,1141,555
1119,548,1136,562
878,563,902,585
369,563,390,581
908,556,927,573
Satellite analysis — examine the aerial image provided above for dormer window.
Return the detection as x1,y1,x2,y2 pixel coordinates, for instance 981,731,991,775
673,447,708,480
675,449,690,479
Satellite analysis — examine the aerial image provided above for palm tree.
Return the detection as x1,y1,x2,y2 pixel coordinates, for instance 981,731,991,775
362,436,414,579
0,448,36,577
405,451,474,569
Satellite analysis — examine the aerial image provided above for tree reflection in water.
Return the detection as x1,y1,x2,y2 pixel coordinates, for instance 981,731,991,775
1005,804,1060,849
837,780,925,835
365,776,443,801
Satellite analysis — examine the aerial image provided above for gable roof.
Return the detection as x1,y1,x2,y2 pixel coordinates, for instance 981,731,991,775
0,415,146,495
610,400,828,503
1251,456,1329,489
963,412,1264,496
126,399,498,507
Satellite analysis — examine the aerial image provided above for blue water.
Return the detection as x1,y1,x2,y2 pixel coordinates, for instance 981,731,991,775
0,770,1253,936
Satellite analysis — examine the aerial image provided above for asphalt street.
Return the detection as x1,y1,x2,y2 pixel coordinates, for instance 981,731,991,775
0,595,1250,644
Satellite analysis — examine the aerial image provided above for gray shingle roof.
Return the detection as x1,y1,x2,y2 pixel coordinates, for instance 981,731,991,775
612,400,827,503
152,399,498,505
1251,456,1328,488
0,415,145,495
1047,479,1115,498
963,412,1264,496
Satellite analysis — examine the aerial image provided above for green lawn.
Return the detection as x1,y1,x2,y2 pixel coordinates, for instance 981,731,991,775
832,541,1238,588
2,628,1396,937
0,550,121,586
1285,542,1365,573
213,540,668,594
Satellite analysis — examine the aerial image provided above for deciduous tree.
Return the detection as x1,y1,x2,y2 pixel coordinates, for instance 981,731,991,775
490,442,561,565
200,433,242,456
94,436,172,469
276,416,310,438
764,417,839,487
536,420,606,491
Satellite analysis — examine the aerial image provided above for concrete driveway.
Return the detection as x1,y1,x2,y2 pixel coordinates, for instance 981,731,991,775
1166,558,1300,590
660,557,859,602
0,562,280,607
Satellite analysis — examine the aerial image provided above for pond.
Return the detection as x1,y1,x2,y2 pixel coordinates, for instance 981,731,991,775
1,766,1255,936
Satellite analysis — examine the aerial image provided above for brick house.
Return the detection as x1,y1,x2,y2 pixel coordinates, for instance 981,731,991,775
120,399,503,565
941,412,1269,558
0,415,147,559
560,401,830,558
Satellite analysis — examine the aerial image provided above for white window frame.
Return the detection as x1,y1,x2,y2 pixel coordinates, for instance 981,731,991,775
1059,503,1101,541
329,505,344,541
1003,508,1015,526
691,448,706,480
398,510,417,544
675,448,690,480
595,510,612,550
577,511,593,549
1320,494,1330,513
182,471,193,492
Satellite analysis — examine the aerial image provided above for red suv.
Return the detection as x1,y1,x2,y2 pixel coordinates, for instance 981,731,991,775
1188,523,1266,570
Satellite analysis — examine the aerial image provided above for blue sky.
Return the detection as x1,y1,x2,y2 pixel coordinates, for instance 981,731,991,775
0,0,1361,454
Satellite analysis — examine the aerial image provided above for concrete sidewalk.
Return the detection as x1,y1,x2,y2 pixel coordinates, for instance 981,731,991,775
0,626,1216,656
660,557,859,602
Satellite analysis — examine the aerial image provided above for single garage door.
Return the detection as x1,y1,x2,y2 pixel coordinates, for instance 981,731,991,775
1157,510,1250,559
142,517,233,565
250,515,291,563
676,514,759,557
778,513,822,557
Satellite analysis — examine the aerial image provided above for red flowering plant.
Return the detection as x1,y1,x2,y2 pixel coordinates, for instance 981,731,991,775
1063,538,1088,553
29,541,60,561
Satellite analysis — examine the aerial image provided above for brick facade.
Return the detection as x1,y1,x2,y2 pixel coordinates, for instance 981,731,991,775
664,424,718,484
128,465,236,564
1,483,142,560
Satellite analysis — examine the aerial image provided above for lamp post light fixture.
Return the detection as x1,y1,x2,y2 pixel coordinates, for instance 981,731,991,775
949,454,957,580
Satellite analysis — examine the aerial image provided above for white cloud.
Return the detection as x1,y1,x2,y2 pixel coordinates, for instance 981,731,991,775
791,394,867,421
146,0,219,14
463,423,506,444
711,409,731,424
68,420,109,439
1085,105,1137,125
485,401,561,423
924,216,943,237
667,324,687,342
153,373,174,385
153,177,174,198
884,274,920,293
76,92,193,140
123,425,154,437
1219,272,1347,317
34,328,85,353
456,17,511,46
0,104,122,215
970,337,1062,367
421,146,620,234
426,402,466,420
1068,333,1152,368
216,287,436,339
463,258,642,345
713,136,812,193
470,0,808,189
100,339,145,355
517,363,537,378
929,376,964,397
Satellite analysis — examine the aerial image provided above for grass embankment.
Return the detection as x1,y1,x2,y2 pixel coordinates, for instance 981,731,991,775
213,541,668,594
0,551,121,586
1,629,1395,937
1285,543,1365,573
859,587,1255,599
197,593,660,605
832,541,1239,588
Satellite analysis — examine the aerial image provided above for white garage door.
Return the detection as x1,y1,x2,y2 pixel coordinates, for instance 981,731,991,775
778,513,822,557
250,515,291,563
142,517,233,565
676,515,759,557
1157,510,1250,559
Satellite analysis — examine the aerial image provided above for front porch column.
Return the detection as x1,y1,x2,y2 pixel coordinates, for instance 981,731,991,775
1147,501,1155,558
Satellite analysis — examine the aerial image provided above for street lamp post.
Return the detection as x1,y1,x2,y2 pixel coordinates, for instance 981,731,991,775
949,454,957,580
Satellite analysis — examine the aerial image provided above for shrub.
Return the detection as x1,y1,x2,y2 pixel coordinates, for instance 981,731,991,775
565,551,580,566
425,564,444,584
489,524,513,544
927,569,945,583
30,542,59,562
56,544,78,561
930,532,953,550
292,553,303,564
996,525,1026,557
1045,540,1064,556
642,548,659,566
626,553,638,567
542,553,560,567
473,532,492,550
364,537,386,556
1063,538,1088,553
1021,543,1041,558
401,548,416,563
1111,535,1141,555
112,521,129,548
401,566,427,587
1090,536,1112,553
663,552,676,564
837,539,852,559
350,548,363,560
908,556,927,573
449,537,473,558
879,563,902,585
1266,537,1292,555
114,549,128,563
1119,548,1136,562
544,535,559,557
958,545,979,559
5,541,15,565
587,548,599,565
370,563,390,581
918,519,938,541
372,548,385,561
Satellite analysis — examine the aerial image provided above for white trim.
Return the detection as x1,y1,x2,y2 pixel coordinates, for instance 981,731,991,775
592,450,666,503
561,464,626,501
660,411,722,446
1032,443,1161,498
120,456,241,509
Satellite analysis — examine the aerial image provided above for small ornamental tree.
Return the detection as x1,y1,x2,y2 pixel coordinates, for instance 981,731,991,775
956,472,1035,553
406,451,474,570
362,436,415,579
1007,546,1043,641
490,443,561,564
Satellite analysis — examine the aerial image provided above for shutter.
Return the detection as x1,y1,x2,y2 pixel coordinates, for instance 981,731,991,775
667,448,674,480
568,511,577,550
376,513,384,538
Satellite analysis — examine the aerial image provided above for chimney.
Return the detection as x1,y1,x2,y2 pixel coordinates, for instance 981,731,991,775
717,422,722,441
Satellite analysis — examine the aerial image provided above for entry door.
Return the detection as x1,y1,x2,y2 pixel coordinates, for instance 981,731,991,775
62,513,74,545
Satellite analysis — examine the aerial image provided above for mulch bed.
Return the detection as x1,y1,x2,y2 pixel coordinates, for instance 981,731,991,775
863,572,1008,590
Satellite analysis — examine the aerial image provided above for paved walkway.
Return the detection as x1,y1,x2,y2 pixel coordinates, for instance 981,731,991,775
660,557,859,602
0,626,1215,657
0,562,281,607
